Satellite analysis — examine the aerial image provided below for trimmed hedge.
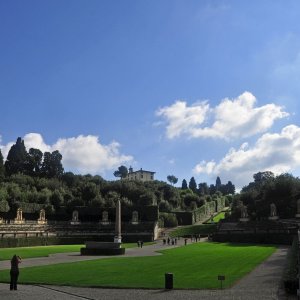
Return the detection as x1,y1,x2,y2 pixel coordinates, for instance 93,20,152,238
0,234,155,248
213,232,293,245
159,213,178,228
283,236,299,294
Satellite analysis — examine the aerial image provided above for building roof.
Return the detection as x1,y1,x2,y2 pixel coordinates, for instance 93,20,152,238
128,168,155,174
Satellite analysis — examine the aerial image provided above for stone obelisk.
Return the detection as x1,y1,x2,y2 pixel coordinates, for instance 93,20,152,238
114,200,122,243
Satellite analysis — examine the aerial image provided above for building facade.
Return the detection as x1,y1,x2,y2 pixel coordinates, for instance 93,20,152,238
126,167,155,182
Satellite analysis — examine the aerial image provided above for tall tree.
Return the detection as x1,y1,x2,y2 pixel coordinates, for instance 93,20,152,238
167,175,178,186
189,177,197,192
225,181,235,195
25,148,43,176
209,184,217,195
253,171,274,183
113,165,128,179
181,179,188,189
41,150,64,178
0,149,4,179
216,176,221,190
5,137,28,176
198,182,209,195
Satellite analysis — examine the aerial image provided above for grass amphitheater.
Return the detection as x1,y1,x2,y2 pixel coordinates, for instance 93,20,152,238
0,242,276,289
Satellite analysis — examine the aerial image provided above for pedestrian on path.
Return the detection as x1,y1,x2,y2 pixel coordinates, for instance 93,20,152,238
10,255,21,291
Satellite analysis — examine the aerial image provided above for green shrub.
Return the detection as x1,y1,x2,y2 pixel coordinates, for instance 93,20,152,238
159,212,178,227
283,236,299,294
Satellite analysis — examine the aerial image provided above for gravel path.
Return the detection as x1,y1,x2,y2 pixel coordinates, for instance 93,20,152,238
0,241,295,300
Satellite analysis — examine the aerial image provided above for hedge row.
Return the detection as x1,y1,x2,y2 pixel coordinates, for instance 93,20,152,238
0,204,159,222
283,236,299,294
0,234,154,248
212,232,293,245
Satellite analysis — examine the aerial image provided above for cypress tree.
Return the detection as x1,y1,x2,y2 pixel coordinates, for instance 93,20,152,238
181,179,188,189
4,137,28,176
0,149,5,179
189,177,197,192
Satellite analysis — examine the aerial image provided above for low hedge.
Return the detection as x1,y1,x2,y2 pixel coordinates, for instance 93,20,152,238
0,234,154,248
213,232,293,245
283,236,299,294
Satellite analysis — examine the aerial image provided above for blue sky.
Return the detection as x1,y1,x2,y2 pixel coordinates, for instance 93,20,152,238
1,1,300,189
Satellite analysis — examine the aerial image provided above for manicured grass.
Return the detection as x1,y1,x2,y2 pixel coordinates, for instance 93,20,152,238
169,224,216,238
0,243,150,261
205,212,226,223
0,242,276,289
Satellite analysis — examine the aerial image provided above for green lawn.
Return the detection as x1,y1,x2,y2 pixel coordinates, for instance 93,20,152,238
212,212,225,222
0,242,276,289
169,224,216,238
0,243,149,261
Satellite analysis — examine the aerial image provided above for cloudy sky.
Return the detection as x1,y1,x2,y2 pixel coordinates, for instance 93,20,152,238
1,1,300,189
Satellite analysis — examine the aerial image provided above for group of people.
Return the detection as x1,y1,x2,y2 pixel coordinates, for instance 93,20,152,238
137,240,144,248
162,237,177,245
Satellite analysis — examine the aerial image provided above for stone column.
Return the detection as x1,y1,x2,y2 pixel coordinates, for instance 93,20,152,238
114,200,122,243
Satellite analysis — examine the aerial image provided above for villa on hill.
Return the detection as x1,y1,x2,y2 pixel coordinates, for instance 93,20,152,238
126,167,155,182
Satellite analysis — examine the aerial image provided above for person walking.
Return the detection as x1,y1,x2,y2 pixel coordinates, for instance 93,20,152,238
10,254,21,290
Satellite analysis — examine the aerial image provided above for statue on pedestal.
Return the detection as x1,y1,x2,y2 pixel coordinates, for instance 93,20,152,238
14,208,25,224
101,211,109,224
241,205,248,218
269,203,279,220
295,199,300,218
132,211,139,224
71,210,80,224
239,204,249,222
37,209,47,224
270,203,277,217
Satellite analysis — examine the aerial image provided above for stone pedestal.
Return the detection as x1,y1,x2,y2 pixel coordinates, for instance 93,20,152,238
114,236,122,243
81,241,125,255
268,216,279,221
239,218,249,222
81,200,124,256
37,219,47,225
13,219,25,224
70,221,81,225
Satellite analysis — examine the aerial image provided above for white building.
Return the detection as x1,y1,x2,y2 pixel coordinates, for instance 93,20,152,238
126,167,155,182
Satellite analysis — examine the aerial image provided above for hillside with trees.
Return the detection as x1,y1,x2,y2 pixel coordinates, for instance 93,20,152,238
0,137,234,221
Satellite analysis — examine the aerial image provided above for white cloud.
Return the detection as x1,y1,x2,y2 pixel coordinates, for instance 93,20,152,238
156,92,289,140
193,125,300,189
0,133,133,175
156,100,210,139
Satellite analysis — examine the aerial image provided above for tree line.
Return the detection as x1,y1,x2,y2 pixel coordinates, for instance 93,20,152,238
0,137,63,178
0,138,233,218
231,171,300,219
